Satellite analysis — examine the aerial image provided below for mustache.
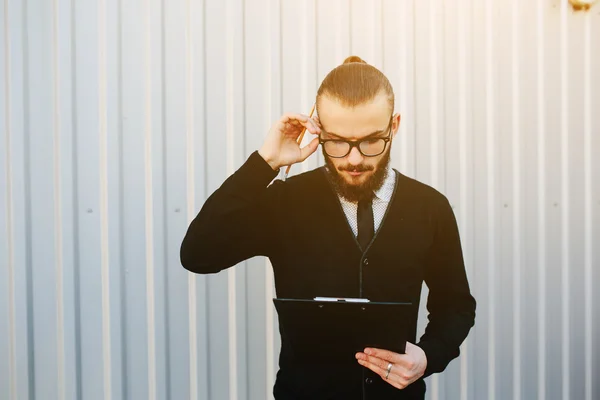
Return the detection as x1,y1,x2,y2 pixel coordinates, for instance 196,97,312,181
339,165,374,172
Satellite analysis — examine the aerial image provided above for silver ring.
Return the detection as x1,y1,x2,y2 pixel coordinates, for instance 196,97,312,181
385,362,393,379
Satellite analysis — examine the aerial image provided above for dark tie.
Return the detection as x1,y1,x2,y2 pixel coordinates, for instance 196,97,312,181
357,196,374,250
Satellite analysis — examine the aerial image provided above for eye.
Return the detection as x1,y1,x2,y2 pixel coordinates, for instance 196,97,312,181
364,138,383,145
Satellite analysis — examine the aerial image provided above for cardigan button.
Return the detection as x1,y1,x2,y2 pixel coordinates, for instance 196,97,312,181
363,258,369,265
365,377,373,384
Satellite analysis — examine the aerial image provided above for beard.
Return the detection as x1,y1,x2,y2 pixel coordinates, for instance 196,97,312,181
323,147,391,203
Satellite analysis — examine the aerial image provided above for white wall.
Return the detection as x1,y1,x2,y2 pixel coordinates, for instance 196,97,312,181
1,0,599,399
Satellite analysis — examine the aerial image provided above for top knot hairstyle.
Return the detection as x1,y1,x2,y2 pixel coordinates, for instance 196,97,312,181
316,55,395,113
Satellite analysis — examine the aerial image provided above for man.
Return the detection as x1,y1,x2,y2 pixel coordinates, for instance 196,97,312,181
180,56,476,399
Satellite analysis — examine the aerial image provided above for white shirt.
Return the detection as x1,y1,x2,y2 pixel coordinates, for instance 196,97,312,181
334,164,396,237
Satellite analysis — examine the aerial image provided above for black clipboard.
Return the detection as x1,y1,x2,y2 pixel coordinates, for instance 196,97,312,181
273,297,412,364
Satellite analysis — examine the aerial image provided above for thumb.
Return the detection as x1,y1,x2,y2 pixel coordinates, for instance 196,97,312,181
299,137,320,162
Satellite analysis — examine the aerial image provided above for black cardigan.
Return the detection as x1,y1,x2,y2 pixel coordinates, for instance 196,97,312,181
180,151,476,400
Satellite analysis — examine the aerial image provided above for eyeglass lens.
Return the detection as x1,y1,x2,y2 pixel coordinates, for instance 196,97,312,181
323,138,387,157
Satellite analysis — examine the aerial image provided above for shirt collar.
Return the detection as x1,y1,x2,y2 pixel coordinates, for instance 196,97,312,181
373,163,396,202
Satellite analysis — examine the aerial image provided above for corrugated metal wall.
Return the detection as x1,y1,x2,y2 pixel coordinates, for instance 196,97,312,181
1,0,599,399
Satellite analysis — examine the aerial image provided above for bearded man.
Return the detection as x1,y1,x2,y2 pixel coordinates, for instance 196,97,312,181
180,56,476,400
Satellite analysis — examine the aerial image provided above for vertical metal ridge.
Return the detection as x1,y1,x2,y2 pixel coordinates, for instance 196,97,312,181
535,0,546,398
300,0,308,174
485,0,496,398
143,1,156,399
337,0,348,62
368,0,379,65
22,1,36,396
559,3,570,399
184,0,198,397
52,0,65,398
225,0,238,398
3,0,17,397
116,1,128,398
457,1,469,398
241,0,246,159
399,0,408,173
582,12,592,400
376,0,383,68
411,0,418,177
348,0,352,54
335,1,341,63
511,1,522,399
429,0,438,190
97,0,112,397
278,0,283,111
70,1,83,397
317,19,326,161
313,0,318,96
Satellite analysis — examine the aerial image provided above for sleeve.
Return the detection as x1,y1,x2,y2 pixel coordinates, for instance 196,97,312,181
416,196,477,378
180,150,284,274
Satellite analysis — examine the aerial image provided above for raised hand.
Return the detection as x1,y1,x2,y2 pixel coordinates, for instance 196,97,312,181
258,113,321,171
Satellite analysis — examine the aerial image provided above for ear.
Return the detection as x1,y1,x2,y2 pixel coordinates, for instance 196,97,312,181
391,113,401,138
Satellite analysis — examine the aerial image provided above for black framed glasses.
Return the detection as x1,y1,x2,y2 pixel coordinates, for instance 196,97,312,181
319,116,393,158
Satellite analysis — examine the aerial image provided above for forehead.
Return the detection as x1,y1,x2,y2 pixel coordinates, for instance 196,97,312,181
317,93,390,140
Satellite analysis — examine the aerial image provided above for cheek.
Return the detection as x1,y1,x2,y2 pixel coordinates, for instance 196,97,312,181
365,159,380,171
328,158,344,170
374,153,390,169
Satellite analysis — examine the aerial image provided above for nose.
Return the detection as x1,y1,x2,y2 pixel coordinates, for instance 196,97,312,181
346,146,364,166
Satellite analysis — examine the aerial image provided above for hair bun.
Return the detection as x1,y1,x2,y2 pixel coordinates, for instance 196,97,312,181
343,55,367,65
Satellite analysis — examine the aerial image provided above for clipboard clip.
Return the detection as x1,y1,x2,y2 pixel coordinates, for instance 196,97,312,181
313,296,370,303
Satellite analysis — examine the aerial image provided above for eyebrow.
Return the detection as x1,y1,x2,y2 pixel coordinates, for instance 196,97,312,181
321,129,387,140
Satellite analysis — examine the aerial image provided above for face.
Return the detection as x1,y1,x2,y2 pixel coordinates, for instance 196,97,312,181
318,92,401,202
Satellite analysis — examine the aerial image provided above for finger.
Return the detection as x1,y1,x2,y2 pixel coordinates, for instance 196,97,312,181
299,137,319,161
273,114,305,134
364,348,404,364
356,359,407,390
357,358,393,380
284,113,316,130
358,353,399,374
282,112,309,122
358,353,418,387
284,115,319,135
308,118,321,133
313,117,322,130
304,118,320,134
